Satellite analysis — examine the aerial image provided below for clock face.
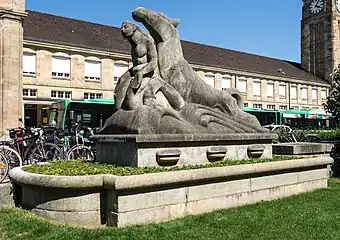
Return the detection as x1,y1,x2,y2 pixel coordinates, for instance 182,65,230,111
337,0,340,12
309,0,324,14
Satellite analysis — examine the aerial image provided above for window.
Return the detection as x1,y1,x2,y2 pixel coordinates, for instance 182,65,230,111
221,76,231,91
301,87,308,100
51,90,72,99
267,104,275,110
23,53,36,75
23,88,37,97
204,75,215,88
23,89,28,96
279,105,288,110
65,92,71,99
244,102,248,108
237,78,247,93
321,89,327,101
290,106,299,110
312,88,318,101
290,85,297,99
253,104,262,109
267,82,274,98
85,60,101,81
52,56,70,78
253,81,261,96
279,84,286,98
114,64,129,83
84,92,103,99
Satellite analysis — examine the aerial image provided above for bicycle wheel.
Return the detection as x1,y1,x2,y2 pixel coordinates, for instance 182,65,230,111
28,142,63,164
67,145,94,160
0,151,9,183
0,146,23,167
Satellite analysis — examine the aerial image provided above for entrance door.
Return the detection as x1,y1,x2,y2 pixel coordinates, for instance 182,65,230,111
24,104,37,127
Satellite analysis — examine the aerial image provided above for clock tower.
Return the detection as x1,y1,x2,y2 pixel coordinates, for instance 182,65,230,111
301,0,340,82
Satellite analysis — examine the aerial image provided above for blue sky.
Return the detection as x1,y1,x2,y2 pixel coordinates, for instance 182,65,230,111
26,0,302,62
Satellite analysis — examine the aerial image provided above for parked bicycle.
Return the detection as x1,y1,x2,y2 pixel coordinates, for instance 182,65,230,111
0,146,9,183
263,124,322,143
0,119,100,183
66,122,95,160
0,121,64,183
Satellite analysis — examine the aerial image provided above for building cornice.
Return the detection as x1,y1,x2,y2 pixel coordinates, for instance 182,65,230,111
23,40,131,60
191,64,330,87
23,82,114,91
0,9,27,20
23,40,330,88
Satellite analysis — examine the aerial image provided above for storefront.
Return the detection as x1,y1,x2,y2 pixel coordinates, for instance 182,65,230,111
23,99,56,127
305,109,331,129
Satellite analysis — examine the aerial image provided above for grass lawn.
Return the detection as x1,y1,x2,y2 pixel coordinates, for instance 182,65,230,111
1,179,340,240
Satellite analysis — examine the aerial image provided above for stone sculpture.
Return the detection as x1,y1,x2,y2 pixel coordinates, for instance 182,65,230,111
100,7,268,134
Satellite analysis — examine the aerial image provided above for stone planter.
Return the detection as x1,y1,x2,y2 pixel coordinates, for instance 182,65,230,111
9,156,333,228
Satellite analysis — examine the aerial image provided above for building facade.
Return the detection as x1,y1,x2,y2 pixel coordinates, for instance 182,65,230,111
0,0,334,133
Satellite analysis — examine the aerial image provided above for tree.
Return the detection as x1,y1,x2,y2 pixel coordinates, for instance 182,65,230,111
323,65,340,125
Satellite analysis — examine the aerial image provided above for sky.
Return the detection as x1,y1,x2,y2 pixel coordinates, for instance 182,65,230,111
26,0,303,62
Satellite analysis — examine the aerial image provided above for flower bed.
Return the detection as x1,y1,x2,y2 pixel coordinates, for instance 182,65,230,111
24,155,304,176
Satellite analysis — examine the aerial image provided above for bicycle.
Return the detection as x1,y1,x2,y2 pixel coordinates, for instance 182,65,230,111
0,151,9,183
0,131,21,183
0,126,62,165
26,127,63,164
0,129,24,167
66,122,95,160
54,128,73,159
264,124,322,143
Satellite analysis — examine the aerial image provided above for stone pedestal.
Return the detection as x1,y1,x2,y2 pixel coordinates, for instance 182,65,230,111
93,133,277,167
272,142,333,155
0,183,14,206
0,1,27,138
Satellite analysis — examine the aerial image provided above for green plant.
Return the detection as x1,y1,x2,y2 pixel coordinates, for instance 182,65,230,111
23,155,308,177
294,129,340,141
324,65,340,125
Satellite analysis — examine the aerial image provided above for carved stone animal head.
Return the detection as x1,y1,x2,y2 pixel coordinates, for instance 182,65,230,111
132,7,180,43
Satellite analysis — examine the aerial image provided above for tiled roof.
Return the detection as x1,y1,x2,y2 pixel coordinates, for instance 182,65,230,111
23,10,328,85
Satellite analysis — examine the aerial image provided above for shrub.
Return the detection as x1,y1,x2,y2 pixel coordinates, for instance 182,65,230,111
294,129,340,141
24,155,308,177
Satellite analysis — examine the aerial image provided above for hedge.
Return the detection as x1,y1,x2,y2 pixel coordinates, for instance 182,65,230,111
294,129,340,141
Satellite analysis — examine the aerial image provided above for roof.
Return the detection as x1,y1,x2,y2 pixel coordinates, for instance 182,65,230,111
23,10,328,85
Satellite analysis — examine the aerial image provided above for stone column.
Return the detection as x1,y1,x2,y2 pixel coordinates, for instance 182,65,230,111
261,79,266,102
246,77,253,101
0,0,27,137
214,73,222,90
